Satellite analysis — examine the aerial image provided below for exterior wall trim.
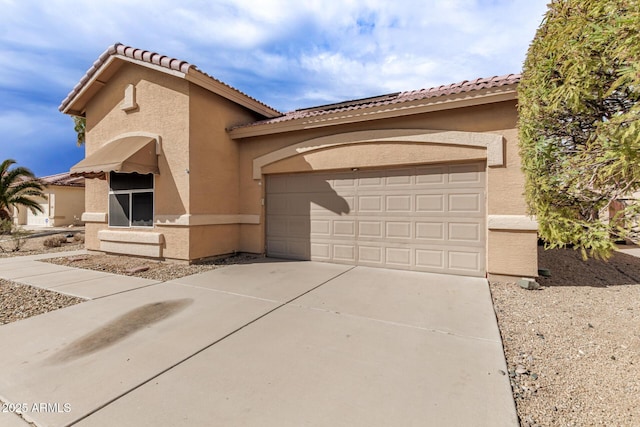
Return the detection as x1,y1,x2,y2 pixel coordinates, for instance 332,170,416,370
98,230,164,244
81,212,107,223
252,129,504,179
488,215,539,231
155,214,260,226
98,230,164,258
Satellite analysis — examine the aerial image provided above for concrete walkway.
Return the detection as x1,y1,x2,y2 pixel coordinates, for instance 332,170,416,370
0,255,517,427
0,251,160,299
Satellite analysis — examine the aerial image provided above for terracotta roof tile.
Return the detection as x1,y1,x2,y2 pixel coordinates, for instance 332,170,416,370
59,43,279,115
233,74,520,130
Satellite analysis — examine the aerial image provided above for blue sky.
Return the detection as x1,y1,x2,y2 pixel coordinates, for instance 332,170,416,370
0,0,548,177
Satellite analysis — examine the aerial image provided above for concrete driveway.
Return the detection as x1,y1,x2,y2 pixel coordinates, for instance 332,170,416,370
0,259,517,427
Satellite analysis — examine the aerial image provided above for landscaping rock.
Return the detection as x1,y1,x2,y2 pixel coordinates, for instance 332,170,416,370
518,278,541,290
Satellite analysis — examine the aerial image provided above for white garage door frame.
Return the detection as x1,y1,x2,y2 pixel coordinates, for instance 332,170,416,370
265,162,487,277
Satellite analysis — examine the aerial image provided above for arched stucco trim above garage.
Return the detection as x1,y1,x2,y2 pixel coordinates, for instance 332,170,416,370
252,129,504,179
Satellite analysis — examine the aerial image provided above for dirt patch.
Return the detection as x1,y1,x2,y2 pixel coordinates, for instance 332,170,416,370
491,246,640,427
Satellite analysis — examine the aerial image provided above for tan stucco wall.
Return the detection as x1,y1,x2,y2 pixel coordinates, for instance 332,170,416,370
49,186,85,226
236,100,537,277
83,62,191,260
188,225,240,260
81,63,265,261
487,230,538,277
13,186,84,227
262,142,486,175
188,84,262,215
85,62,191,220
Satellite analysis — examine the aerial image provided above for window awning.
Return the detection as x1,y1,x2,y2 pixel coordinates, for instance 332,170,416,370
70,136,159,178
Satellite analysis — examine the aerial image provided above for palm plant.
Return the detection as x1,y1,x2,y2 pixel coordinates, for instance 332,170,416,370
0,159,46,221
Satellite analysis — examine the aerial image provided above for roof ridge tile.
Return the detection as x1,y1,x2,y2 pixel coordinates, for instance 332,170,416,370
59,43,279,115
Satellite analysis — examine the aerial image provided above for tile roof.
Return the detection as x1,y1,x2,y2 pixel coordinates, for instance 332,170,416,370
232,74,520,130
59,43,279,115
39,172,85,187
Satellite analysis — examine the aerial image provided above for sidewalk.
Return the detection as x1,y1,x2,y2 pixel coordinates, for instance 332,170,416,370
0,251,159,299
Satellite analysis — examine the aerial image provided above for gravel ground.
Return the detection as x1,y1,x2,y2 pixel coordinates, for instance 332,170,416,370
0,279,84,325
0,232,84,258
44,252,262,282
491,245,640,427
0,232,87,325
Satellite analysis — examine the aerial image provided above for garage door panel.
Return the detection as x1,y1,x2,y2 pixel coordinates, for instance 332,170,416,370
416,194,445,212
266,163,486,277
267,217,288,236
310,219,331,236
310,243,331,259
358,176,384,187
333,244,356,262
288,217,310,237
358,246,383,264
266,239,288,257
359,221,383,238
310,195,353,215
415,166,446,185
448,193,482,213
285,175,310,192
415,222,445,240
416,249,445,269
448,163,484,183
449,222,481,242
266,194,289,214
386,195,412,212
358,195,384,212
266,175,288,193
449,251,481,272
333,220,356,237
385,247,412,267
386,221,412,239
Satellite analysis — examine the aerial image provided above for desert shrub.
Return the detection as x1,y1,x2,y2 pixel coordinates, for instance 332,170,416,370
0,221,29,252
0,219,13,235
43,235,68,248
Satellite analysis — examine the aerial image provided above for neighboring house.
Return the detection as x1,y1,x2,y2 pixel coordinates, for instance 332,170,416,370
60,43,538,280
13,172,85,227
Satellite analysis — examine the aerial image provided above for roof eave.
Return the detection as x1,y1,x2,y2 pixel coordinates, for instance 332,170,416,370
60,55,189,116
60,46,281,118
229,85,518,140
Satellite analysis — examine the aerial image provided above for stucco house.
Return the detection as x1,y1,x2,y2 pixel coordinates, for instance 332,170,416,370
60,43,538,280
13,172,85,227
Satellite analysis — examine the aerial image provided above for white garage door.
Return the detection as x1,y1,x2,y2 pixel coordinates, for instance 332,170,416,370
266,163,486,277
26,201,50,226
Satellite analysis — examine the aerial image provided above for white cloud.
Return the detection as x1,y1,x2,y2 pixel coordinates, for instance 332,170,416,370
0,0,549,174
